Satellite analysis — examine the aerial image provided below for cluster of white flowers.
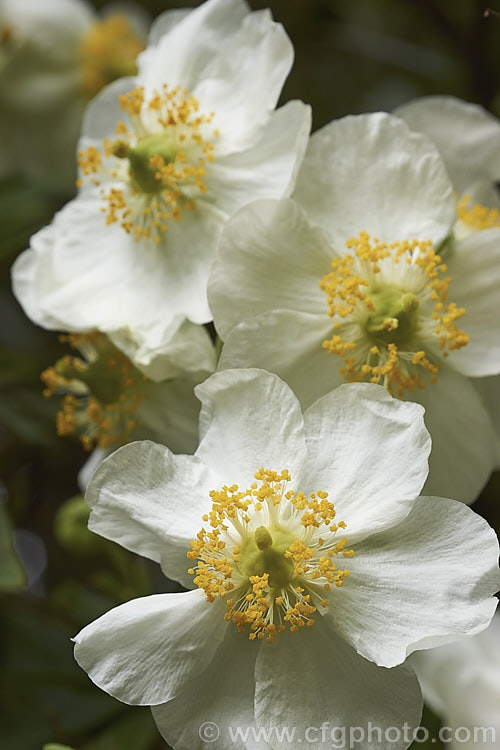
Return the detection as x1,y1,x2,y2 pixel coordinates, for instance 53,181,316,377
8,0,500,748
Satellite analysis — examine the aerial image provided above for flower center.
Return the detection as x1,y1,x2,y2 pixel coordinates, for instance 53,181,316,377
320,232,469,397
79,15,144,99
364,287,420,348
187,469,353,643
240,526,295,588
456,194,500,237
111,134,178,194
77,85,218,244
41,332,147,450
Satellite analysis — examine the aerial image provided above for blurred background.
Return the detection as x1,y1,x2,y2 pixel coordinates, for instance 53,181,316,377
1,1,499,748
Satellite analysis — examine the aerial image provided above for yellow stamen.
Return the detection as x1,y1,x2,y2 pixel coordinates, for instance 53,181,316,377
77,84,218,244
457,194,500,232
78,146,102,177
320,231,469,396
188,469,353,643
41,332,147,450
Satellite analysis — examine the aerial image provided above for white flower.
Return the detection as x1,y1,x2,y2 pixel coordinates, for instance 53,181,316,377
394,95,500,472
410,610,500,750
0,0,147,185
73,369,500,750
209,112,500,504
11,0,311,378
394,95,500,239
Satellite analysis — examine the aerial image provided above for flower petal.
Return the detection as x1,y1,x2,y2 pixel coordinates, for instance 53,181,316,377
110,320,216,382
218,310,344,409
410,611,500,748
255,620,422,750
325,496,500,668
0,0,93,59
78,447,111,492
138,0,249,95
209,198,332,341
302,383,430,540
442,229,500,377
206,100,311,216
80,76,138,144
11,226,67,330
192,9,294,151
394,96,500,195
152,628,264,750
411,366,500,504
78,374,204,491
293,112,456,250
135,373,203,455
147,8,191,46
73,588,227,705
12,190,225,372
195,369,307,489
86,441,217,587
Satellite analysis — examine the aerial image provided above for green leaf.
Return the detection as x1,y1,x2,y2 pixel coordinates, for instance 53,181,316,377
0,177,58,266
82,709,160,750
0,502,27,591
44,745,78,750
51,579,118,627
0,605,123,750
0,388,59,447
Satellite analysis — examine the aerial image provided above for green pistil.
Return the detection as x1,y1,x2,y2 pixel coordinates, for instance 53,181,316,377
111,133,177,193
241,526,294,589
254,526,273,551
365,286,420,347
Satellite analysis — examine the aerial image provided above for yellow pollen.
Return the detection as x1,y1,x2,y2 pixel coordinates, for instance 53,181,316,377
78,146,102,177
319,231,469,396
457,194,500,233
41,332,147,450
77,84,218,244
188,468,353,643
79,15,144,99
